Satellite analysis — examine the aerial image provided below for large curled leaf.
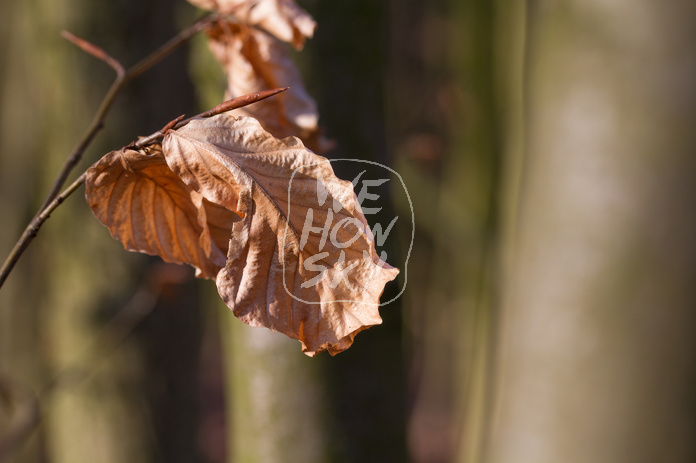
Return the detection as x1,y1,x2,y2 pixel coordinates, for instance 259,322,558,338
188,0,316,49
85,144,241,278
206,22,334,154
162,114,398,355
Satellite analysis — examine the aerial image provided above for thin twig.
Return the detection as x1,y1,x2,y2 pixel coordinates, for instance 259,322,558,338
41,14,216,212
193,87,288,119
0,173,87,290
0,14,215,290
60,30,125,76
134,87,289,147
0,85,286,290
124,15,218,84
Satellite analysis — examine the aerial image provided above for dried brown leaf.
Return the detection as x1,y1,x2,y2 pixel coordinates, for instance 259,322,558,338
189,0,316,49
85,144,241,278
162,114,398,355
206,22,335,154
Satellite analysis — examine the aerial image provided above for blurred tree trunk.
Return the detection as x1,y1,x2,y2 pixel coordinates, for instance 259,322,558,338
386,0,501,461
0,0,144,460
221,315,331,463
198,0,410,461
187,27,335,463
0,1,205,461
485,2,696,462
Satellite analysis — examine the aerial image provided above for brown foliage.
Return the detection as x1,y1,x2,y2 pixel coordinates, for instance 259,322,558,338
188,0,316,49
86,116,398,355
206,21,335,154
85,144,240,279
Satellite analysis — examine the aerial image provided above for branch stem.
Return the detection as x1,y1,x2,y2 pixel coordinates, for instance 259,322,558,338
40,14,215,211
124,15,216,84
134,87,289,147
0,14,215,291
0,174,86,289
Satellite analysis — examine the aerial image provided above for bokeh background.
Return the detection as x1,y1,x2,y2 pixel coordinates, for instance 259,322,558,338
2,1,696,462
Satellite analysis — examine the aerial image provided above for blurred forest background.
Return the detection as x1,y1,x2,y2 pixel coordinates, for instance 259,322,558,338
2,1,696,463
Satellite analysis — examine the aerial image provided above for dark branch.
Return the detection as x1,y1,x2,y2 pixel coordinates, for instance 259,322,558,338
0,14,215,290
